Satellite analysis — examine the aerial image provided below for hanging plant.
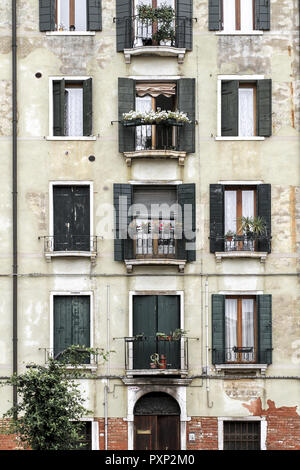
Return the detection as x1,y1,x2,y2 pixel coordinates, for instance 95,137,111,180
122,109,191,125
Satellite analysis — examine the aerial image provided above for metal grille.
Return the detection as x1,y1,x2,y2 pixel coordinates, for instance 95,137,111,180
224,421,261,450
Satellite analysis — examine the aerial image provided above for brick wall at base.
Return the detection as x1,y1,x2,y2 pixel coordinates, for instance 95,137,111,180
187,417,219,450
97,418,128,450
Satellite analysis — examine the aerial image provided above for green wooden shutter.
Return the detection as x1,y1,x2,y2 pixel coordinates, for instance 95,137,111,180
210,184,224,253
257,295,272,364
113,183,133,261
53,79,65,136
83,78,93,136
116,0,132,51
256,79,272,137
118,78,136,152
157,296,180,369
254,0,270,31
177,184,196,262
208,0,222,31
87,0,102,31
177,78,195,153
72,186,90,251
54,296,73,358
133,296,157,370
39,0,56,32
71,297,90,348
176,0,193,50
256,184,271,253
212,294,225,364
53,185,73,251
221,80,239,136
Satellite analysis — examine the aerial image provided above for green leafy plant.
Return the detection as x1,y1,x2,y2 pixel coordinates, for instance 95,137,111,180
137,2,175,44
238,216,267,236
172,328,187,340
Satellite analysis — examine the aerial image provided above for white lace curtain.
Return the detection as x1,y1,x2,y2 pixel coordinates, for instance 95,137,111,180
225,298,255,362
239,88,254,136
65,88,83,136
223,0,253,32
57,0,87,31
135,96,152,150
224,190,254,234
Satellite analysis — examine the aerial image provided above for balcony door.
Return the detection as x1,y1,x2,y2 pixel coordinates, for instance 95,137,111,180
134,392,180,450
133,295,180,370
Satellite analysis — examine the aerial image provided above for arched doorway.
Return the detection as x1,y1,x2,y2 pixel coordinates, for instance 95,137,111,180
134,392,180,450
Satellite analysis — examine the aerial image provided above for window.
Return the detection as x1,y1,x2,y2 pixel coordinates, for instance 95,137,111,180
133,0,175,47
208,0,270,33
210,183,271,254
212,294,272,366
52,295,91,363
51,78,93,138
39,0,102,33
223,421,261,450
219,78,272,138
72,421,92,450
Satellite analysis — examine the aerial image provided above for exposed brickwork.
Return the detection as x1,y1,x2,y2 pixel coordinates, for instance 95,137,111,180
186,417,218,450
97,418,128,450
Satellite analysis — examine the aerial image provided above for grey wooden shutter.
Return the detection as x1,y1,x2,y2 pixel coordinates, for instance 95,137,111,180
116,0,132,51
113,184,133,261
177,78,195,153
221,80,239,136
256,184,271,253
39,0,56,32
53,79,65,136
254,0,270,31
83,78,93,136
118,78,136,152
210,184,224,253
208,0,222,31
87,0,102,31
212,294,225,364
177,184,196,262
257,295,272,364
176,0,193,50
256,79,272,137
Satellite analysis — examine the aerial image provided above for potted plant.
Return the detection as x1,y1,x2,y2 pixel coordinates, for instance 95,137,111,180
134,333,145,341
172,328,187,341
225,230,235,242
156,332,171,341
150,353,160,368
238,216,267,239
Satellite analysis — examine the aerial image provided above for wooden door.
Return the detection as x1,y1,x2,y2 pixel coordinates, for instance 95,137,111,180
134,415,180,450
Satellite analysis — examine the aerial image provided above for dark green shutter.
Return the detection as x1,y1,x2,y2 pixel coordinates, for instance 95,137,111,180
176,0,193,50
39,0,55,32
72,186,90,251
118,78,136,152
254,0,270,31
257,295,272,364
133,296,157,370
83,78,93,136
212,294,225,364
113,183,133,261
53,79,65,136
221,80,239,136
116,0,132,51
177,184,196,262
54,296,90,360
177,78,195,153
158,296,180,369
87,0,102,31
210,184,224,253
256,184,271,253
256,79,272,137
208,0,222,31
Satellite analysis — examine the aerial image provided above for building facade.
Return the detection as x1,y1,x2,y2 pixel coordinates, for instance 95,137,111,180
0,0,299,450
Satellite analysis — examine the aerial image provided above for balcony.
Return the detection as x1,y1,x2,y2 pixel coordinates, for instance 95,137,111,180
212,234,271,263
120,15,189,64
213,347,271,375
123,336,189,376
40,235,98,264
39,348,99,369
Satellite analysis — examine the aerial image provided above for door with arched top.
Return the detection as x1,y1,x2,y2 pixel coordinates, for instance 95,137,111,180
134,392,180,450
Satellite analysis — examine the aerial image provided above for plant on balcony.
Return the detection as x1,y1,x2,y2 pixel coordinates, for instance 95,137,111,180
137,3,175,45
122,109,191,126
225,230,235,241
172,328,187,341
238,216,267,238
156,332,172,341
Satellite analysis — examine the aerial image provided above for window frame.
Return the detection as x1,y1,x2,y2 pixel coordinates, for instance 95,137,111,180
47,76,96,140
216,74,265,140
218,417,267,450
71,419,99,450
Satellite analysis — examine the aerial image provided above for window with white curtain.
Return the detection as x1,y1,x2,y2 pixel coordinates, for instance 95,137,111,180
57,0,87,31
65,87,83,136
224,187,255,251
222,0,254,32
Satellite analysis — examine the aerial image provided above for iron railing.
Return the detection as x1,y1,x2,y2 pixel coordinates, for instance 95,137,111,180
124,336,189,372
119,15,191,49
213,347,272,365
41,235,98,253
39,348,99,365
210,234,271,252
133,218,176,258
135,122,180,151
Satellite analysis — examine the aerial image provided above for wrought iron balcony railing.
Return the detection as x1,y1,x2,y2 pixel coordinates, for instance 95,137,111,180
211,234,271,253
39,348,100,366
40,235,98,253
123,336,189,372
133,218,177,259
213,347,272,365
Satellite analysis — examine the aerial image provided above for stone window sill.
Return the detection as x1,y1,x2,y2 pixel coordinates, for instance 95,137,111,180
123,149,187,167
45,251,97,265
123,46,186,64
46,32,95,36
46,136,97,141
125,259,186,273
215,363,268,375
126,369,188,377
215,251,268,264
215,136,265,141
216,31,263,36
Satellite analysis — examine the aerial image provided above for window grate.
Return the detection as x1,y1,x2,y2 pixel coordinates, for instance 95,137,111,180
224,421,260,450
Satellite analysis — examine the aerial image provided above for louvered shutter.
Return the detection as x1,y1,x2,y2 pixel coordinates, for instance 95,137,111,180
72,186,90,251
208,0,222,31
118,78,136,152
257,295,272,364
133,295,157,370
54,296,73,359
210,184,224,253
177,184,196,262
177,78,195,153
212,294,225,364
83,78,93,136
221,80,239,136
256,184,271,253
87,0,102,31
39,0,55,32
113,184,133,261
53,79,65,136
116,0,132,51
254,0,270,31
256,79,272,137
176,0,193,50
157,296,181,369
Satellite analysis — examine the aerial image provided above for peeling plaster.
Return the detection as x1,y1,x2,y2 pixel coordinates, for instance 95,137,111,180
243,397,299,417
